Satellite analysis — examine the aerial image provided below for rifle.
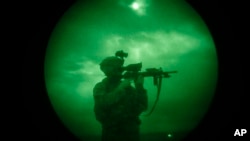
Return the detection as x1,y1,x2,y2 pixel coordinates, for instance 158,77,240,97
122,67,177,116
123,68,177,85
115,50,178,116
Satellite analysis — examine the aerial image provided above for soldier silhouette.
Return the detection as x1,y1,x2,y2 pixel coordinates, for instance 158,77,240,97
93,54,148,141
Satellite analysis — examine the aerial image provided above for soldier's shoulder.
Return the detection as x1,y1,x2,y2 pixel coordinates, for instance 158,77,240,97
93,78,107,89
94,81,104,89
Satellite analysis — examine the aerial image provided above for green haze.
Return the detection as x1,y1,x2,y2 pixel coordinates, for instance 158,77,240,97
44,0,218,140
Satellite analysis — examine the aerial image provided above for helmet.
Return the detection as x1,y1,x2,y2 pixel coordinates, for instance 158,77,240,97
99,56,124,75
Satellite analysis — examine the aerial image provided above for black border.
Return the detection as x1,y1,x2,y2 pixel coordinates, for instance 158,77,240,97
24,0,79,140
23,0,245,140
183,0,246,141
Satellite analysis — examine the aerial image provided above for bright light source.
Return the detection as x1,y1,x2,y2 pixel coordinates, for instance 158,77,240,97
131,2,140,10
167,133,172,138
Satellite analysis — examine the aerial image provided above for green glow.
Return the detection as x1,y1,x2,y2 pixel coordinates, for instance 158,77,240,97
129,0,148,16
131,2,140,10
168,133,172,138
44,0,218,140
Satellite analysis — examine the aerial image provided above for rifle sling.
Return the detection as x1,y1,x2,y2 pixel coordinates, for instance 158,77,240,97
143,76,162,116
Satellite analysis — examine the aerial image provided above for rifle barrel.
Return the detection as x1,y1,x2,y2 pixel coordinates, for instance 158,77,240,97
123,70,177,78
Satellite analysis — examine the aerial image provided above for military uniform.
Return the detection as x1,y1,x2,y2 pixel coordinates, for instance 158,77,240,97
93,77,148,141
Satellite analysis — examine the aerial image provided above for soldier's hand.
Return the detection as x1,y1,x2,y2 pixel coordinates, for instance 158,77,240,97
118,79,131,90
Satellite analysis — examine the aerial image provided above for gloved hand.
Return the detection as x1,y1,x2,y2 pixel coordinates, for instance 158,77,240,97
117,79,131,90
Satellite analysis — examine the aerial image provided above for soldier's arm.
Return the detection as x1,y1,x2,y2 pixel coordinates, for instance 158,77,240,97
134,75,148,112
135,86,148,112
93,82,128,107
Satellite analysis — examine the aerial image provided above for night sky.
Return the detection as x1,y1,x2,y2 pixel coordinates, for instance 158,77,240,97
44,0,218,140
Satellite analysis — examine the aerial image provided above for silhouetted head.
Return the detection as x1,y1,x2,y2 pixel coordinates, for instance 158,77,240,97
100,56,124,78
